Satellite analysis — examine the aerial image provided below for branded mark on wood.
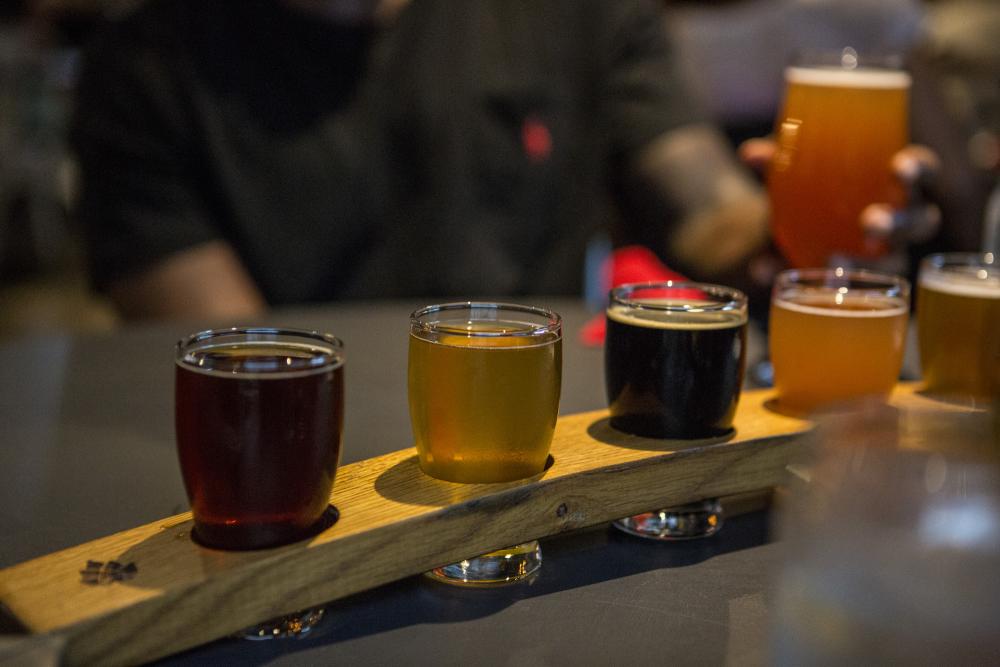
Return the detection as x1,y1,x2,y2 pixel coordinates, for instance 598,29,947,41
80,560,138,585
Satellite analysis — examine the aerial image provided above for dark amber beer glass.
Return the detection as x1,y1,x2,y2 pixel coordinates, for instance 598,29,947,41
175,328,344,550
917,253,1000,397
605,282,748,539
770,269,909,413
409,302,562,584
768,52,910,267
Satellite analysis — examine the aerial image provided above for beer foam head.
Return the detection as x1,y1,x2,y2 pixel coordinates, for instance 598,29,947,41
920,268,1000,299
607,300,747,329
785,66,911,89
773,292,909,318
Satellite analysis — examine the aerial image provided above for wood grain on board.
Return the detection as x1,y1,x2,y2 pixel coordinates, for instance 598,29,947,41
1,384,961,666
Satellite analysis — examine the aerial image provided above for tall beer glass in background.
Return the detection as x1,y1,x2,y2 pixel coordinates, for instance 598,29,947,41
768,50,910,268
770,269,910,414
917,252,1000,398
175,327,344,638
408,302,562,585
605,282,748,540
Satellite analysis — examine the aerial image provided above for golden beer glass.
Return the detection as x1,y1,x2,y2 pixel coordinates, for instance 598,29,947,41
917,252,1000,398
408,302,562,585
770,268,910,413
768,50,910,267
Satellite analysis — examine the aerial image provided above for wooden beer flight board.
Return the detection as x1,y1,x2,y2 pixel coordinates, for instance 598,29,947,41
0,384,944,666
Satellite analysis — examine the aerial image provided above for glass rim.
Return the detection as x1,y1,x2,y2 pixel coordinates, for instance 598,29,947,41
787,47,907,71
920,251,997,270
775,267,910,293
175,326,344,368
409,301,562,338
608,281,747,313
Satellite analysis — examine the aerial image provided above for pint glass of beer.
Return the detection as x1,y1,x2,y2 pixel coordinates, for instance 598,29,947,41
605,282,748,539
917,252,1000,397
175,328,344,551
768,50,910,267
770,269,910,413
408,302,562,584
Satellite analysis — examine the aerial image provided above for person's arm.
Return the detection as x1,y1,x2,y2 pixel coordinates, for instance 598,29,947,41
107,241,266,321
634,124,770,278
71,6,267,322
596,1,769,281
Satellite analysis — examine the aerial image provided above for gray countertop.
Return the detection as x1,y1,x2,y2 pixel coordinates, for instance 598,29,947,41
0,299,777,666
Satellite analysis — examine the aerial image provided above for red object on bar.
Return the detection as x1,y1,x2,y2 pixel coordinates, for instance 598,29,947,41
579,245,688,347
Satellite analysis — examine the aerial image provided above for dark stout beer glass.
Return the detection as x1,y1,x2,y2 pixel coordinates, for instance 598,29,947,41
605,282,748,539
176,328,345,551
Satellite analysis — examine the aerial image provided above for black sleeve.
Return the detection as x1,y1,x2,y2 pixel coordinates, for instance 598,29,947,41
70,7,219,291
590,0,708,258
595,0,704,158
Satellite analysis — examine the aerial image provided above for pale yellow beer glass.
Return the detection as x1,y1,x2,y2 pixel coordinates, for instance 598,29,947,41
917,252,1000,398
770,268,910,413
408,302,562,585
768,50,910,268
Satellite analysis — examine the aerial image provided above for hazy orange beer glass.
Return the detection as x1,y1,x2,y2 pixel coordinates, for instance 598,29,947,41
768,51,910,267
770,269,910,413
917,253,1000,397
408,302,562,585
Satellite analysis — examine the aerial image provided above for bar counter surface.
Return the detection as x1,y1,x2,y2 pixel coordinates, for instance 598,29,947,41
0,299,777,666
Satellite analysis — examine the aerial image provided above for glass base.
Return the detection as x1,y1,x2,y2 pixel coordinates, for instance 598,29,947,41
613,499,723,540
425,541,541,586
237,607,325,640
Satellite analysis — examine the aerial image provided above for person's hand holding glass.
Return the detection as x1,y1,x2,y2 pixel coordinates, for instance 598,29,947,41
740,47,940,274
767,49,912,267
408,302,562,585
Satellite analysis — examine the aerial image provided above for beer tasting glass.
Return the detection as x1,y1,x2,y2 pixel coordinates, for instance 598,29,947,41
768,49,910,268
408,302,562,585
917,252,1000,398
770,268,910,414
605,282,748,539
175,327,344,637
176,328,345,550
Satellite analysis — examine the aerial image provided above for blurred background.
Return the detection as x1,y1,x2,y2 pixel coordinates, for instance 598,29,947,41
0,0,136,339
1,0,997,340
